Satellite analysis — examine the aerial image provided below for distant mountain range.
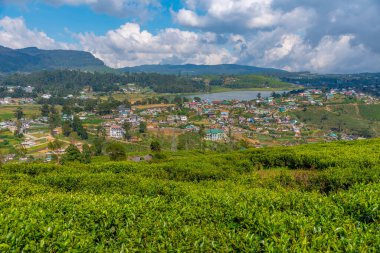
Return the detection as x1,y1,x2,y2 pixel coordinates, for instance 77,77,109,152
0,46,287,75
3,46,379,77
0,46,105,73
120,64,287,75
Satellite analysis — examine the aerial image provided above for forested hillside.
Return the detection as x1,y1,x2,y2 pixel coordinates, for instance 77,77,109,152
0,139,379,251
0,70,209,95
0,46,105,72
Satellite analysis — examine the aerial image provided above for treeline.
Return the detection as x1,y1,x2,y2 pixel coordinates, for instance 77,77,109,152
0,70,209,95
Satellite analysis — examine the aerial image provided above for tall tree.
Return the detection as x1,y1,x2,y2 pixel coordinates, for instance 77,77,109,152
40,103,50,117
61,144,82,164
14,107,25,120
82,144,92,164
122,122,132,140
139,121,147,134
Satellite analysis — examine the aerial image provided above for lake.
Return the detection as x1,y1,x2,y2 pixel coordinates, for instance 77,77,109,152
187,90,287,101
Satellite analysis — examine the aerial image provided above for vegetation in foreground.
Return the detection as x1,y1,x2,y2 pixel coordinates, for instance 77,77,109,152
0,139,379,251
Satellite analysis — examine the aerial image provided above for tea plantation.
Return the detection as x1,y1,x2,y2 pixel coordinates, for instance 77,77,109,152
0,139,379,251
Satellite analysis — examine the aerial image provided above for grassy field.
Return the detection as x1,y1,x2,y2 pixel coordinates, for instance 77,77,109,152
291,104,380,137
0,139,379,251
0,104,41,121
216,75,299,90
359,104,380,121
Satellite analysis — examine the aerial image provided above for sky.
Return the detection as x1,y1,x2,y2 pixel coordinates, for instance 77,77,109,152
0,0,380,73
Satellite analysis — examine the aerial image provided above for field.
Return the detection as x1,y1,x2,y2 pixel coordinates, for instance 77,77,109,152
0,105,41,120
359,104,380,121
222,75,299,89
292,104,380,137
0,139,379,251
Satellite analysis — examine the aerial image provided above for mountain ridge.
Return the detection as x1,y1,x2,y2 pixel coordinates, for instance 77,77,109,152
0,46,105,73
120,63,288,75
0,46,287,75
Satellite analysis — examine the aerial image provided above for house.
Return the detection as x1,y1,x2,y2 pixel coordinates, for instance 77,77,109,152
220,111,229,119
24,86,34,93
41,94,52,99
62,114,74,121
204,129,226,141
180,115,188,122
110,125,124,139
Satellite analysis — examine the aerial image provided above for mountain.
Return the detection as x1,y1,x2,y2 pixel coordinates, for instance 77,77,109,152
0,46,287,75
120,64,287,75
0,46,106,73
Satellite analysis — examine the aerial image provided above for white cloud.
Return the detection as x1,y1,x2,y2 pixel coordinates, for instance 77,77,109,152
173,0,314,33
77,22,237,67
0,16,68,49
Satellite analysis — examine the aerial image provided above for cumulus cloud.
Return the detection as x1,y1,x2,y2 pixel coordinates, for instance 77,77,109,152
1,0,380,73
172,0,380,73
76,23,236,67
0,16,69,49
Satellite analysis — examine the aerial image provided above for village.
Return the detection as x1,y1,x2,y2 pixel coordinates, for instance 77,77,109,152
0,84,379,163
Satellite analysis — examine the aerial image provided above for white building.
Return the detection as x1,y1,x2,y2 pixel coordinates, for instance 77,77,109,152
110,125,124,139
205,129,226,141
180,115,188,122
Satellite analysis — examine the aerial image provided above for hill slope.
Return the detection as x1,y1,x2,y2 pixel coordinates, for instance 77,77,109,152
0,139,379,251
0,46,106,72
121,64,287,75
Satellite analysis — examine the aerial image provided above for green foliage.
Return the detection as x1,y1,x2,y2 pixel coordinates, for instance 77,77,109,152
82,144,92,164
359,104,380,121
105,142,126,161
0,139,379,251
210,74,296,89
61,144,82,164
14,107,24,120
150,140,161,152
139,121,147,134
40,103,50,117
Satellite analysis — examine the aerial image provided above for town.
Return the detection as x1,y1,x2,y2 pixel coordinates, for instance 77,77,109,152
1,83,379,164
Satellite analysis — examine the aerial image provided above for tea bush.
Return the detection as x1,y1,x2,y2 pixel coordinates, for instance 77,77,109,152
0,139,379,251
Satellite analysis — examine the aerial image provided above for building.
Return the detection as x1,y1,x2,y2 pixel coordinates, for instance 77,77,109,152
110,125,124,139
205,129,225,141
24,86,34,93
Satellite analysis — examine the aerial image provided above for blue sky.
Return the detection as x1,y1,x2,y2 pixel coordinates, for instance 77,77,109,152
0,0,380,73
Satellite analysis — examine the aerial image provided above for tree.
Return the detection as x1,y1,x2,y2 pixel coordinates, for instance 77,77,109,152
40,103,50,117
139,121,147,134
82,144,92,164
173,95,183,106
92,137,105,156
14,107,25,120
96,126,107,138
194,97,201,102
62,121,72,137
14,120,24,138
72,116,88,140
105,142,126,161
15,146,28,158
122,122,132,140
122,99,132,108
150,140,161,152
198,124,206,138
62,103,73,115
61,144,82,164
48,139,64,152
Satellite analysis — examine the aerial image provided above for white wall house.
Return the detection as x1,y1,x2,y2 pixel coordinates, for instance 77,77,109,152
110,125,124,139
204,129,226,141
